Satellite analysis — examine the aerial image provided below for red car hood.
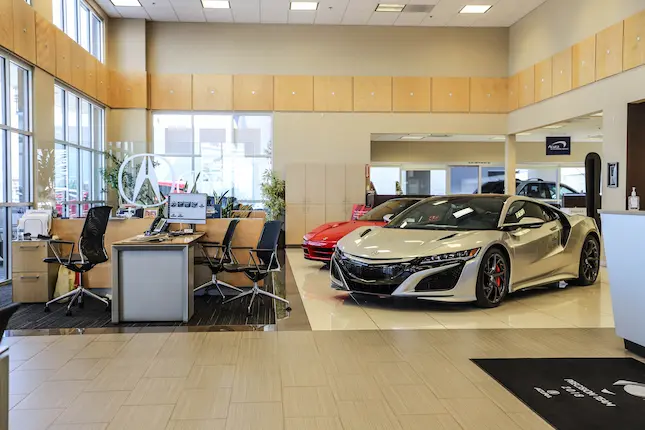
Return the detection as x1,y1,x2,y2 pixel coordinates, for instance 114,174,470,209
304,220,386,244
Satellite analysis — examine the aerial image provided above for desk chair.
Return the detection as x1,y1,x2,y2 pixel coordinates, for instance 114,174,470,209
0,304,19,338
222,220,291,314
195,219,243,298
44,206,112,316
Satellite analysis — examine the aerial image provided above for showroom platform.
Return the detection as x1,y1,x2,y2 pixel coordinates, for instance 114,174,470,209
287,250,614,331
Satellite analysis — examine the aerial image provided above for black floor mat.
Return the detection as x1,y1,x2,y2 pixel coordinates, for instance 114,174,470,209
473,357,645,430
2,286,275,329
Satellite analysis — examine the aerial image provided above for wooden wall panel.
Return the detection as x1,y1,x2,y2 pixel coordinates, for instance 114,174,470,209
518,67,535,108
353,76,392,112
233,75,274,111
508,74,519,111
552,48,572,96
84,53,97,98
572,35,596,88
192,74,233,111
35,13,55,75
470,78,507,113
534,58,552,102
596,21,624,80
432,77,469,113
150,74,192,110
0,0,14,51
12,0,36,64
55,28,72,83
313,76,353,112
623,10,645,71
96,62,108,105
109,71,147,109
392,77,431,112
70,43,85,91
274,75,313,111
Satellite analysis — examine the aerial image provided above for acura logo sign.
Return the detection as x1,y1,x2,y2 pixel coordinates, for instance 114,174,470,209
546,136,571,155
118,154,175,208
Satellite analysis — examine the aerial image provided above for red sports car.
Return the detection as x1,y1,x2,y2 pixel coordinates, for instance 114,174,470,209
302,198,422,262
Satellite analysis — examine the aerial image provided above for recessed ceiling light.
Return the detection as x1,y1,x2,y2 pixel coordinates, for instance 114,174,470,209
111,0,141,6
290,1,318,11
376,4,405,12
202,0,230,9
400,135,425,140
459,4,492,14
544,124,564,129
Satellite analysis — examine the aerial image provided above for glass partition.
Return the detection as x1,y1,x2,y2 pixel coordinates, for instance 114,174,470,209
371,166,400,195
450,166,479,194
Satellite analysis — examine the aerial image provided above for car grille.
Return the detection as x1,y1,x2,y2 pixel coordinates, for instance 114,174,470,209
338,257,406,281
333,252,411,295
308,246,334,259
414,263,465,292
344,280,399,295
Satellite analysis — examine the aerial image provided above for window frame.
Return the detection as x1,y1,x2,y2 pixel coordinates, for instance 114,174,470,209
54,0,104,62
54,83,105,218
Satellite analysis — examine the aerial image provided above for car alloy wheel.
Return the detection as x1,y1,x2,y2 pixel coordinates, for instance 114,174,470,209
575,236,600,285
476,249,508,307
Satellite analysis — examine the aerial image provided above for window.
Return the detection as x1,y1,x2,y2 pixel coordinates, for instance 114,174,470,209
504,201,553,224
54,85,105,218
0,55,32,283
153,113,273,207
53,0,103,61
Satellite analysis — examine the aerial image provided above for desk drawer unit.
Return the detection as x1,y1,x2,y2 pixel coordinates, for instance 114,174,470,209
11,241,57,303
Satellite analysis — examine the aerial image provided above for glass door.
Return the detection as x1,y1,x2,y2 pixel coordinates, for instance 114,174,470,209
449,166,479,194
402,168,446,195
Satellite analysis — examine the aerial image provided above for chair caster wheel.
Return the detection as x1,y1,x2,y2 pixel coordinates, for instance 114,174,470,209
78,301,84,308
44,306,50,313
65,310,72,316
286,306,292,312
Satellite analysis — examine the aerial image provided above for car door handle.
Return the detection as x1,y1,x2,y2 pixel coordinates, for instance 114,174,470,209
550,226,558,231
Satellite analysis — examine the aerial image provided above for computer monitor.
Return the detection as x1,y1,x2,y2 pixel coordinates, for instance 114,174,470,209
167,193,207,225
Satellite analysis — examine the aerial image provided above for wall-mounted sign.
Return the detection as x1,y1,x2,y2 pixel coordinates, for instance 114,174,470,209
608,162,619,188
118,154,175,209
546,136,571,155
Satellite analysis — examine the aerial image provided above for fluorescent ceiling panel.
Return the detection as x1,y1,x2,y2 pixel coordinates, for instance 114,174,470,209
375,4,405,12
111,0,141,6
459,5,492,14
290,2,318,11
202,0,230,8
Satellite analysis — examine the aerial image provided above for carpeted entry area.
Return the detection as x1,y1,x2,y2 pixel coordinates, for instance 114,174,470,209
473,357,645,430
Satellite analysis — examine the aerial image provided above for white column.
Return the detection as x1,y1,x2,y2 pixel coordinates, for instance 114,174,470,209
602,103,627,210
505,134,517,195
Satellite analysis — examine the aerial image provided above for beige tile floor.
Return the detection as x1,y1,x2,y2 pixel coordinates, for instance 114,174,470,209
1,327,634,430
287,250,614,331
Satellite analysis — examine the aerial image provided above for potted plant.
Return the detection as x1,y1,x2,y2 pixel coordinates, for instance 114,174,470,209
261,170,286,248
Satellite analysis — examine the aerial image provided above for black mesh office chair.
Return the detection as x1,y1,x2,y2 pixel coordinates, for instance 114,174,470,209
222,220,290,314
44,206,112,316
0,303,19,338
195,219,243,298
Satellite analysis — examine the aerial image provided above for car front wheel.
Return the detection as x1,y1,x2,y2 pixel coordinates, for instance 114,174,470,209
475,248,509,308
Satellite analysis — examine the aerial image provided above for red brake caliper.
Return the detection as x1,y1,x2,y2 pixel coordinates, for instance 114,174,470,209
495,264,501,287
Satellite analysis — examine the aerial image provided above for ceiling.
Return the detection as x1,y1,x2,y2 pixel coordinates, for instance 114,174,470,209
95,0,547,26
371,114,604,143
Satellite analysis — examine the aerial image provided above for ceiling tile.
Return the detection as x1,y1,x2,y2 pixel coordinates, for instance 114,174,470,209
175,9,207,21
146,6,179,21
289,10,317,24
394,11,426,26
115,6,151,19
368,12,398,25
95,0,121,17
233,0,261,22
261,0,288,23
315,0,348,24
140,0,173,7
204,8,234,22
341,0,379,25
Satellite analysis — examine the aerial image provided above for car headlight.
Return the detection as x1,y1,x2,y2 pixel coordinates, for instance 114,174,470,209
417,248,481,265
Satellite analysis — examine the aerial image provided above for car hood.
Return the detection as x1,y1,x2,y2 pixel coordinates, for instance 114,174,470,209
305,221,385,243
337,226,496,260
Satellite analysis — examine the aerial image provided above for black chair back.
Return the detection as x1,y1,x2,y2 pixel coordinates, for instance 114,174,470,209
0,303,20,338
79,206,112,265
256,220,282,268
221,219,240,263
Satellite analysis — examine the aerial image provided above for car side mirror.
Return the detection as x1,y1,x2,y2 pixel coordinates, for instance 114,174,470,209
383,214,393,223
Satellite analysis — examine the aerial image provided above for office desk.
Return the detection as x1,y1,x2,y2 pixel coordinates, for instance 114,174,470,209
111,233,205,323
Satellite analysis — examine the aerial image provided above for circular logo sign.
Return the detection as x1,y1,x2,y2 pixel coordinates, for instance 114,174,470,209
118,154,176,209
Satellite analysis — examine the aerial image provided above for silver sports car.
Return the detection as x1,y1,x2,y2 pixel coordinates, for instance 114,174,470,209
330,195,600,307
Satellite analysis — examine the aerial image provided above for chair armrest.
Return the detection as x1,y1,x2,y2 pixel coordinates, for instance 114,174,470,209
247,248,280,273
47,240,75,265
230,246,253,250
199,243,224,248
249,248,276,253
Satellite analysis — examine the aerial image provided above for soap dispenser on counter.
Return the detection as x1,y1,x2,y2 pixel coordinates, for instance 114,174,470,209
628,187,640,211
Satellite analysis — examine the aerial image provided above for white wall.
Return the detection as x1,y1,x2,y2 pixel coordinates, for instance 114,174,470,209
509,0,645,210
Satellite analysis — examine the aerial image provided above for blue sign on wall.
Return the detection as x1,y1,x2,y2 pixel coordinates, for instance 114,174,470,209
546,136,571,155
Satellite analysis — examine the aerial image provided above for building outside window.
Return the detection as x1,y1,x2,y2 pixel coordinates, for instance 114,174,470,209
52,0,103,61
152,113,272,207
0,54,32,283
54,85,105,218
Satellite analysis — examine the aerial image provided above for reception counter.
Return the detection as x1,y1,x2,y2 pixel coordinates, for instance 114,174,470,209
50,217,266,291
599,210,645,357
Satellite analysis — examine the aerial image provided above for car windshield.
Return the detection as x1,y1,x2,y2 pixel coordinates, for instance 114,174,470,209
359,199,420,221
385,196,507,230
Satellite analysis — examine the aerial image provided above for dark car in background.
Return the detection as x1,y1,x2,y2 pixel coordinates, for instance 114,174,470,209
479,179,580,206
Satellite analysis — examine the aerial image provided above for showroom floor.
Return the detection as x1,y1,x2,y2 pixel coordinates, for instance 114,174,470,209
287,250,614,331
3,326,632,430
